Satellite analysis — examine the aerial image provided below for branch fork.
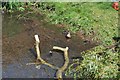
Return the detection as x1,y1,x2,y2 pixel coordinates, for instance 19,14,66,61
27,35,69,79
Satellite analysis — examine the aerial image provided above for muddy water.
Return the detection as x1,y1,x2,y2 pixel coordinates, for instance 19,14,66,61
2,12,97,78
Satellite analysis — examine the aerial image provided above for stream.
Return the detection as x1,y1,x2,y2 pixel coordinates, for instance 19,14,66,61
2,11,97,78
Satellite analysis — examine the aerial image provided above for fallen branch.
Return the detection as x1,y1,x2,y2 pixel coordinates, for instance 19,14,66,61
27,35,70,80
27,35,59,70
53,46,69,80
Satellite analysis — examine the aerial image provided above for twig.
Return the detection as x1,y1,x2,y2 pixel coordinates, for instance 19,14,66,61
34,35,59,70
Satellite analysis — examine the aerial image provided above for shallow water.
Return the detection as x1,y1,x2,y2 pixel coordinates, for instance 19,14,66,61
2,11,97,78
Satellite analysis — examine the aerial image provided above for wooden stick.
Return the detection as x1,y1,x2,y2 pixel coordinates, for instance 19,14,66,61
34,35,59,70
34,35,41,60
53,46,69,79
28,35,69,79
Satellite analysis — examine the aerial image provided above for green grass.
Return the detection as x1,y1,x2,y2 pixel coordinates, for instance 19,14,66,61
65,45,119,78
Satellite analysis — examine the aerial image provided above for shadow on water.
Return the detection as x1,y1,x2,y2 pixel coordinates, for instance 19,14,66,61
2,11,98,78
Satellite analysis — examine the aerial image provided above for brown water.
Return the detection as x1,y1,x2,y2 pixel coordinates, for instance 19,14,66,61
2,11,97,78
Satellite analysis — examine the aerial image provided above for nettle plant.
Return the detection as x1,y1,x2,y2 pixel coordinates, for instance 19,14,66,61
65,45,119,78
38,2,94,33
2,2,25,12
1,2,39,12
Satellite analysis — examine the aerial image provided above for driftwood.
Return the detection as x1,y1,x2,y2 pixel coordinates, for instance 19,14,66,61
27,35,69,79
53,46,69,79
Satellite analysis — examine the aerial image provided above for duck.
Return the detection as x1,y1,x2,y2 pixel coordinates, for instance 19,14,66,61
66,32,71,39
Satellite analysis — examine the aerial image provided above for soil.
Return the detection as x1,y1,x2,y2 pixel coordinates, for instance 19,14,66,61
2,12,97,78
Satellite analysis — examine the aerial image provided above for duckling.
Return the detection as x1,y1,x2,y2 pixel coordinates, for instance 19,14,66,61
66,32,71,39
49,50,53,56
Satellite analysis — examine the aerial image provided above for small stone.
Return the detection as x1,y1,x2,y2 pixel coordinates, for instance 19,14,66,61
36,65,41,69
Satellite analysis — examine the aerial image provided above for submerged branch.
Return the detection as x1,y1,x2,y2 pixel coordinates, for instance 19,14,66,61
53,46,69,79
27,35,70,80
35,35,59,69
27,35,59,70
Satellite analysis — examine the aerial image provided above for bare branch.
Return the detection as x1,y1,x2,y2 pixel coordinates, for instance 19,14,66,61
53,46,69,79
27,35,70,80
34,35,59,70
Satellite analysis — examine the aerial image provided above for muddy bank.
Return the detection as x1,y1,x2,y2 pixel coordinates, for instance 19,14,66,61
2,12,97,78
